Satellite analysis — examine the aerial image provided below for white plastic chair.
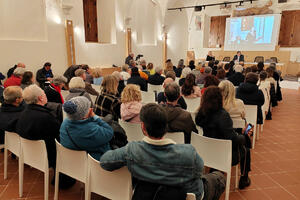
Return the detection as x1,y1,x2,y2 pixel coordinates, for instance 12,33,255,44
183,97,201,113
165,132,185,144
54,140,88,200
87,154,132,200
141,91,156,104
4,132,21,180
119,120,144,142
244,105,258,148
19,137,49,200
191,133,233,200
148,84,163,93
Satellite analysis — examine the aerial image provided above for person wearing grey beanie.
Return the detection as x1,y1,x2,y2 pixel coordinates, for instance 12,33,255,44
60,96,114,161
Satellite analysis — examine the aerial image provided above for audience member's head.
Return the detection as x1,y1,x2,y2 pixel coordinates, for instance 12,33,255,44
234,65,243,73
163,78,174,88
81,64,90,73
69,77,85,89
165,61,174,72
269,63,276,71
91,67,102,78
75,68,86,80
204,67,212,75
251,65,258,73
181,67,192,78
257,62,264,72
13,67,25,77
140,59,146,68
245,72,259,84
182,73,196,96
17,63,26,68
140,103,167,139
121,84,141,103
259,71,268,81
52,75,67,87
101,75,118,95
130,67,139,76
216,69,226,80
214,60,220,66
164,82,180,102
43,62,52,71
63,96,91,120
165,71,176,80
112,71,123,81
199,86,223,115
208,61,214,68
155,66,163,75
177,59,184,68
244,67,252,76
189,60,195,66
129,59,136,67
147,63,154,71
21,71,34,85
266,67,274,78
218,80,236,110
121,64,129,72
224,63,230,71
229,61,235,68
204,75,220,88
23,84,47,105
3,86,23,105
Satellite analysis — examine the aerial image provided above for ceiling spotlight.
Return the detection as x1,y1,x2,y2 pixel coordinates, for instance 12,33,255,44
195,6,202,12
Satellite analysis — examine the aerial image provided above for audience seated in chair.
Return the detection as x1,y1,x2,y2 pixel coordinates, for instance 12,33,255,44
20,71,34,89
195,86,251,189
120,64,131,81
148,66,165,85
201,75,220,95
36,62,54,89
174,59,185,78
81,64,93,84
161,83,198,143
196,66,211,85
7,63,26,78
91,67,103,85
157,78,187,110
100,103,226,200
75,69,99,96
236,73,265,124
4,68,25,88
44,75,67,104
0,86,25,144
121,84,142,123
216,68,226,81
146,63,155,76
127,67,148,92
179,67,192,86
227,65,245,86
112,71,125,95
181,74,201,98
94,75,121,121
60,96,113,161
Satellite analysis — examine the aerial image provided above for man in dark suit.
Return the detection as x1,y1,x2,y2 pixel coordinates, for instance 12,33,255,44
125,53,134,65
233,51,244,62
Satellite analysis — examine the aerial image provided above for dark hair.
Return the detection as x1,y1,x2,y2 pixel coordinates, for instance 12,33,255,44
244,67,252,76
131,67,139,76
216,69,226,80
266,67,274,78
44,62,51,68
147,63,153,70
165,82,180,102
166,71,176,81
140,103,167,138
199,86,223,115
181,73,196,96
204,75,220,88
208,61,214,68
21,71,33,85
214,60,220,65
189,60,195,66
229,61,235,68
81,64,89,71
245,72,258,84
224,63,230,71
259,71,267,81
257,62,264,72
251,65,258,73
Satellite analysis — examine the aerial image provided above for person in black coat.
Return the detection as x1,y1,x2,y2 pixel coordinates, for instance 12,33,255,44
0,86,25,144
127,67,147,91
236,72,265,124
63,65,81,84
44,76,67,104
7,63,26,78
148,66,165,85
36,62,54,89
233,51,245,62
188,60,196,70
228,64,245,86
206,51,215,61
195,86,251,189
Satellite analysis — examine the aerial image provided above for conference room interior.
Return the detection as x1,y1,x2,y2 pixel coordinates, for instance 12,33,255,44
1,0,300,199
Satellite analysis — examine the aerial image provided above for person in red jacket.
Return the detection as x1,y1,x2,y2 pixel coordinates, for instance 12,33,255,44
4,68,25,88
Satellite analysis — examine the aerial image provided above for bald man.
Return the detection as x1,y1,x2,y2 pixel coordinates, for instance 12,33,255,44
157,78,187,110
7,62,26,78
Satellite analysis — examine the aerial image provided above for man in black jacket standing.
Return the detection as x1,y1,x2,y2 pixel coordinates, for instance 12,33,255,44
36,62,53,89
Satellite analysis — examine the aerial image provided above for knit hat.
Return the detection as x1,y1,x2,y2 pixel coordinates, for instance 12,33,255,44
63,96,91,120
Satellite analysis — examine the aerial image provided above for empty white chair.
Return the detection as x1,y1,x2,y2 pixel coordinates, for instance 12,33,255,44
244,105,258,148
54,140,88,200
141,91,156,104
4,132,21,180
119,120,144,142
87,154,132,200
183,97,201,113
148,84,163,93
191,133,232,200
19,137,49,200
165,132,185,144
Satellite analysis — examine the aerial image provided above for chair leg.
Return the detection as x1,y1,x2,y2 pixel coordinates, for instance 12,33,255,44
235,165,239,190
4,148,8,179
44,170,49,200
19,161,24,198
225,171,231,200
54,169,60,200
252,125,256,149
256,125,260,140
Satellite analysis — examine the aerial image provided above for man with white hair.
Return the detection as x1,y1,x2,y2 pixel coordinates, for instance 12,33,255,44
3,67,26,88
228,65,245,86
196,67,212,85
125,52,134,65
148,66,165,85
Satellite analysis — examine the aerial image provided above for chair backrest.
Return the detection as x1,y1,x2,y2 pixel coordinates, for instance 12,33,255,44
244,105,257,126
254,56,264,63
55,140,88,183
148,84,163,93
232,119,245,129
165,132,185,144
88,154,132,200
5,131,21,156
20,137,48,172
183,97,200,113
270,57,278,63
223,57,230,62
191,134,232,173
141,91,156,104
119,120,144,142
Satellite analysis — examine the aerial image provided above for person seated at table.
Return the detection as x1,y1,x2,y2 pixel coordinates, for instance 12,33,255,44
100,103,225,200
206,51,215,61
181,74,201,98
233,51,244,62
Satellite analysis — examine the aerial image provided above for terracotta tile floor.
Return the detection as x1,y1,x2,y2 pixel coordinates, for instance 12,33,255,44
0,88,299,200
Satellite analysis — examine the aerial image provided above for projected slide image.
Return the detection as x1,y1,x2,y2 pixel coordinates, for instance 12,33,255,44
228,16,274,45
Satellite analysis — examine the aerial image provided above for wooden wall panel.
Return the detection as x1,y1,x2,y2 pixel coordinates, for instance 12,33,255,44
279,10,300,47
291,14,300,46
209,16,219,48
65,20,76,66
83,0,98,42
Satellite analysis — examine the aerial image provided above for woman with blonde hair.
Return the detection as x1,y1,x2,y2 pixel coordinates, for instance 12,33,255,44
164,61,174,75
91,67,103,85
218,80,245,120
94,75,121,121
120,84,142,123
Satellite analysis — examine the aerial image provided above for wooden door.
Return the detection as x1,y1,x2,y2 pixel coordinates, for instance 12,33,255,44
291,14,300,46
278,10,295,47
218,15,229,48
83,0,98,42
209,16,219,48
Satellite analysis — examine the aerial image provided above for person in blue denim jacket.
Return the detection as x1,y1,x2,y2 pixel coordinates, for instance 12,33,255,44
100,103,225,200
